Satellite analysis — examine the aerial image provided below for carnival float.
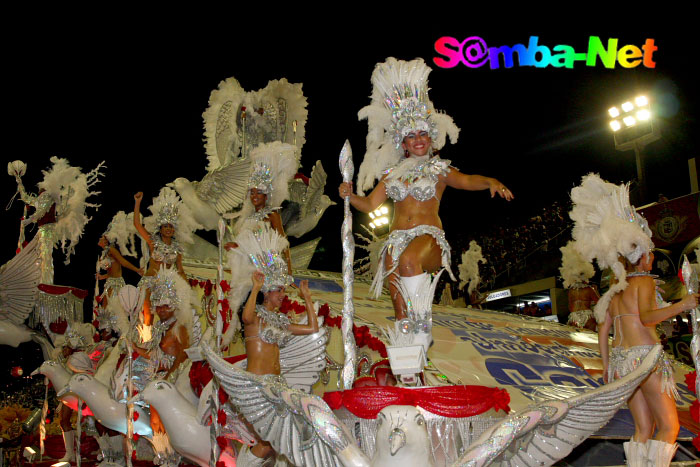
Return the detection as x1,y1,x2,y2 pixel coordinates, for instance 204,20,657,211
1,58,699,467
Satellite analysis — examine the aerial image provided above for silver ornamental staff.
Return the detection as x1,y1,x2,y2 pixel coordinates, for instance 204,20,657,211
118,286,142,467
682,255,700,397
339,140,358,389
209,217,226,467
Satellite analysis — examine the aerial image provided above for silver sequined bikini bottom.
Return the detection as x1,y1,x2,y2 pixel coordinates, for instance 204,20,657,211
370,224,455,298
608,344,678,400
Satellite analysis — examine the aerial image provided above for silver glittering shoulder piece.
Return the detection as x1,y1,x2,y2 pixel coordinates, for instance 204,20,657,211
201,340,368,467
250,206,281,222
452,345,662,467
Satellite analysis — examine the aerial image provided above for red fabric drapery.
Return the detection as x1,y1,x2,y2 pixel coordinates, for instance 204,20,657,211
323,385,510,419
38,283,88,299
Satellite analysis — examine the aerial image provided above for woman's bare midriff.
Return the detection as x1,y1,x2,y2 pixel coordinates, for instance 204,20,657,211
391,190,443,231
244,323,281,375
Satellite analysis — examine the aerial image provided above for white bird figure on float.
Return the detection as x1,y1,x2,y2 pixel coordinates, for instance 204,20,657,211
58,373,153,437
370,406,433,467
130,379,241,467
31,360,92,416
202,340,663,467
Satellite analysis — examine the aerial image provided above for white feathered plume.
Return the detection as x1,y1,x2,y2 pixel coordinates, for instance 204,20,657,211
202,77,308,171
569,174,653,323
103,211,138,257
38,157,105,264
144,187,202,244
559,241,596,289
458,240,486,294
356,57,460,193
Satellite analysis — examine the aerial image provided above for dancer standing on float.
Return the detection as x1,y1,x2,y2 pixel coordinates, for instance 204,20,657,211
570,174,699,466
559,241,599,330
234,225,319,465
338,58,513,327
221,142,299,347
9,157,104,285
96,211,143,310
133,187,199,330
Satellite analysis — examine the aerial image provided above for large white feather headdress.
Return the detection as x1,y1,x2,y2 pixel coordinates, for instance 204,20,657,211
144,187,202,244
234,224,292,292
234,141,299,232
149,265,196,338
202,77,308,171
103,211,138,257
356,57,460,194
559,241,595,289
569,174,653,322
38,157,105,264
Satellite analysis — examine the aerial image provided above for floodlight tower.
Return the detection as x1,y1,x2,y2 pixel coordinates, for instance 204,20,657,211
608,95,660,205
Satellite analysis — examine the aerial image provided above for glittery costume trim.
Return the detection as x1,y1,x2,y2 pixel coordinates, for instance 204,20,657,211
101,277,125,298
370,225,455,298
130,316,177,350
249,205,280,222
38,224,57,284
608,344,678,400
151,235,182,265
244,305,292,346
384,156,451,202
567,309,594,328
97,248,113,272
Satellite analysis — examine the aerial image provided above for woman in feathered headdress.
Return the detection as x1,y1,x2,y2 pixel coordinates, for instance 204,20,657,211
227,141,298,272
570,174,698,465
95,211,143,310
338,57,513,323
559,241,599,330
234,224,319,463
8,157,104,284
133,187,201,327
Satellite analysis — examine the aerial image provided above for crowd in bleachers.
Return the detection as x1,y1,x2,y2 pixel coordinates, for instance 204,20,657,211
443,198,573,304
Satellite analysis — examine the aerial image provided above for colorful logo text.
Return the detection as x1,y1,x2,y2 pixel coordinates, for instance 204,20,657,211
434,36,657,70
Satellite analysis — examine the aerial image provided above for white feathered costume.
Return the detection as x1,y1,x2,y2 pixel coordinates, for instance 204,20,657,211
569,174,653,323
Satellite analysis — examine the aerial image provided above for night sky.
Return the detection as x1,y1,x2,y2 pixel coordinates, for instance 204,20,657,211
1,21,696,380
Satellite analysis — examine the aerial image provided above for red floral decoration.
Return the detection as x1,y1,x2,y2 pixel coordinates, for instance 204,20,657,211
216,436,228,451
217,409,227,425
133,411,139,421
220,280,231,293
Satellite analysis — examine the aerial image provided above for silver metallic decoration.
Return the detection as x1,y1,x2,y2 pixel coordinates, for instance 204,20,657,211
339,140,357,390
384,156,451,202
201,341,357,467
682,255,700,397
210,217,226,467
371,224,454,298
453,346,663,467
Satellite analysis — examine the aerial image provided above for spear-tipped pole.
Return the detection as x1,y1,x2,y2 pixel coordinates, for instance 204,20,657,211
682,255,700,397
339,140,357,389
117,285,143,467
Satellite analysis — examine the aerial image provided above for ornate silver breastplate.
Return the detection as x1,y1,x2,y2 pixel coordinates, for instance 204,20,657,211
152,236,181,265
255,305,292,346
384,156,451,202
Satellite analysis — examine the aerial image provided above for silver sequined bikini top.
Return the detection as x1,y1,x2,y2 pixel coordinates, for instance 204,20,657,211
152,236,182,265
254,305,292,346
98,249,113,271
384,156,451,202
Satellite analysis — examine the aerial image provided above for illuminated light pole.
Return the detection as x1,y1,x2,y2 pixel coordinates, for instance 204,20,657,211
608,94,660,204
368,205,391,231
